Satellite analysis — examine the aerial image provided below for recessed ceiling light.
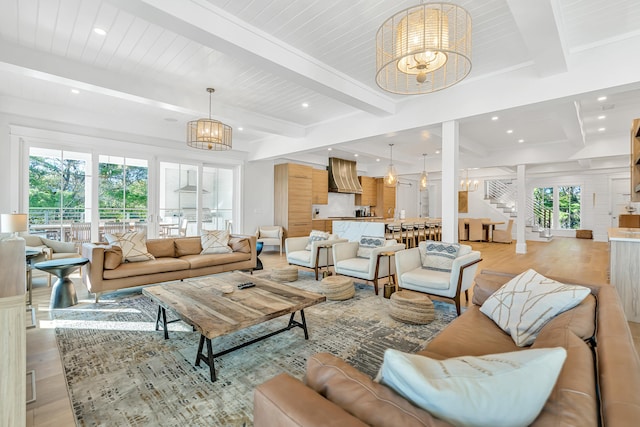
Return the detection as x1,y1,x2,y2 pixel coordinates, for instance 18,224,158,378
435,150,441,154
327,148,332,151
491,116,499,121
597,115,606,120
238,127,243,131
164,117,177,122
354,154,358,157
598,127,606,132
301,102,309,108
376,158,380,162
70,89,80,94
597,96,607,101
518,139,524,143
93,27,107,36
506,129,513,134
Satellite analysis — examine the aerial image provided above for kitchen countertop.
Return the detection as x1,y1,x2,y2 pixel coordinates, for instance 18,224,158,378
314,217,384,220
608,227,640,242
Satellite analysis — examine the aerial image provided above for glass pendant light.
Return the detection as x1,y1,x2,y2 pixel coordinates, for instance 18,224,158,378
385,143,398,187
419,153,428,191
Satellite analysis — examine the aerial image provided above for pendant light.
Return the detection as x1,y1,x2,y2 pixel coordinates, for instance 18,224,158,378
385,143,398,187
187,88,232,151
419,154,428,191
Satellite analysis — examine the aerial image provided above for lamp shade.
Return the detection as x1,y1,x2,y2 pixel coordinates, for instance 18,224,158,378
376,3,472,95
1,213,28,233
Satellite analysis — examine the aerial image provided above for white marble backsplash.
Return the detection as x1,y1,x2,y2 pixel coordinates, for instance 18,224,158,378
313,193,369,218
332,221,386,242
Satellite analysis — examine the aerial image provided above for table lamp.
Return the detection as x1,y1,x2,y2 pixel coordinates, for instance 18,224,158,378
1,213,28,240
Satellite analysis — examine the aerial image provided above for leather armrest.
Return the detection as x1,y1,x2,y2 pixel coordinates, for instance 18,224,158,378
254,373,367,427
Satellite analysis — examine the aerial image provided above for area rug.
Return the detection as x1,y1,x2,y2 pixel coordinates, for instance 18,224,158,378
54,271,457,426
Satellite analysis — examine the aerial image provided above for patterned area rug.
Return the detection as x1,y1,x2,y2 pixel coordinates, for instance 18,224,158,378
54,271,457,426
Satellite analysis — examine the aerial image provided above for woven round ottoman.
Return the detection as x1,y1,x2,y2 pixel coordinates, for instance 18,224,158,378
389,290,435,324
320,276,355,301
271,265,299,282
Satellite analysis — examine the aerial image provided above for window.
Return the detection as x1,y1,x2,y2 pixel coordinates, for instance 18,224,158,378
558,186,581,229
532,187,553,228
28,148,91,240
202,166,233,231
98,156,148,222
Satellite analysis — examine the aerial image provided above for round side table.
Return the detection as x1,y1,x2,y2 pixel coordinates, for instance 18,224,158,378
34,257,89,309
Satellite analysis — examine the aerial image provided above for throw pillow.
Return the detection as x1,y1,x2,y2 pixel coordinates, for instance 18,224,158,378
305,230,330,251
421,241,460,272
356,235,386,258
480,269,591,347
376,347,567,427
175,237,202,256
103,246,123,270
105,232,155,263
259,227,280,239
229,237,251,253
201,230,233,254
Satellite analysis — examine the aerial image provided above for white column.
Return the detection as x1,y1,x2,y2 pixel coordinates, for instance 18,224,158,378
516,164,527,254
91,153,100,242
0,115,10,213
441,120,459,243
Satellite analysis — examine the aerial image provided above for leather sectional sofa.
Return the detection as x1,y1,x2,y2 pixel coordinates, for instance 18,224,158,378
253,270,640,426
82,235,256,302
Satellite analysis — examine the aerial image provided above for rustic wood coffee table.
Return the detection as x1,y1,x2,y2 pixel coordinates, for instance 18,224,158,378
142,272,325,382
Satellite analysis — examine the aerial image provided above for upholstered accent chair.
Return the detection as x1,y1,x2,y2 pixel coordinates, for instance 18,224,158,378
395,242,481,315
285,233,348,280
492,219,514,243
23,234,82,286
332,238,405,295
256,225,284,254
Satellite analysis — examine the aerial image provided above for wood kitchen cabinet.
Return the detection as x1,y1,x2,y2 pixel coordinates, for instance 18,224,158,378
275,163,313,238
312,168,328,204
355,176,377,206
374,178,396,219
619,214,640,228
311,219,332,233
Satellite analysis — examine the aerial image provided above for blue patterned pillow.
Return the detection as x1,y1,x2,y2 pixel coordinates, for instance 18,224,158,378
421,241,460,272
305,230,330,251
357,235,386,258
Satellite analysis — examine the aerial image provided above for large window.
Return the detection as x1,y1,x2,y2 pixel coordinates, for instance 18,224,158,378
202,166,233,231
28,148,91,240
532,185,581,230
532,187,553,228
98,156,148,222
558,186,581,229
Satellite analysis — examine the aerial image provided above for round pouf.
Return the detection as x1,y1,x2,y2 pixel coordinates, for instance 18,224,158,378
320,276,355,301
389,290,435,324
271,265,299,282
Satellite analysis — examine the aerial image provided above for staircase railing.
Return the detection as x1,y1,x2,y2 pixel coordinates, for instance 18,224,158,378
485,179,517,213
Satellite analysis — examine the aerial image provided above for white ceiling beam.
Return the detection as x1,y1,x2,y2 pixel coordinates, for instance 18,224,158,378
0,40,305,138
106,0,396,116
505,0,567,77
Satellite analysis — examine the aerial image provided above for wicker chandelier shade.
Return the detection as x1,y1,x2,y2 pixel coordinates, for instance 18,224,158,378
376,2,472,95
187,88,232,151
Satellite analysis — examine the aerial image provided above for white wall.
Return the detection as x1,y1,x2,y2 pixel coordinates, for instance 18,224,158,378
242,159,275,235
0,115,11,214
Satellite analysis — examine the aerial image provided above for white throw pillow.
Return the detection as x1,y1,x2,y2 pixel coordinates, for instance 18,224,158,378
105,232,155,263
259,227,280,239
356,235,385,258
305,230,330,251
376,347,567,427
480,269,591,347
421,241,460,272
201,230,233,254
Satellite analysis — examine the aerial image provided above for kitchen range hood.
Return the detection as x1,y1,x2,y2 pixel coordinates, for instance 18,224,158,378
328,157,363,194
175,170,208,193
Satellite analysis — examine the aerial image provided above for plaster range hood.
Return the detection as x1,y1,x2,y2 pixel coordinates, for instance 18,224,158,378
328,157,363,194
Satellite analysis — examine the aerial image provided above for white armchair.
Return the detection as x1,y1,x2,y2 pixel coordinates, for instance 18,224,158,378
395,242,481,315
285,235,348,280
256,226,284,255
332,239,405,295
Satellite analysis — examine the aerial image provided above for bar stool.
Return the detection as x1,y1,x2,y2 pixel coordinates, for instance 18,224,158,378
386,222,402,242
415,222,427,244
401,223,416,248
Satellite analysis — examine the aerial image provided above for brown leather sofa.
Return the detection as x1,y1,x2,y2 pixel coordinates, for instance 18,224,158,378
82,235,256,302
253,270,640,426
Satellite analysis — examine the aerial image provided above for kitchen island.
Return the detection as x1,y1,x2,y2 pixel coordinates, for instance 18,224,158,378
608,228,640,322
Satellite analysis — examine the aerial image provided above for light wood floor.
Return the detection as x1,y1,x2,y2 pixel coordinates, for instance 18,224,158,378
25,237,640,426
